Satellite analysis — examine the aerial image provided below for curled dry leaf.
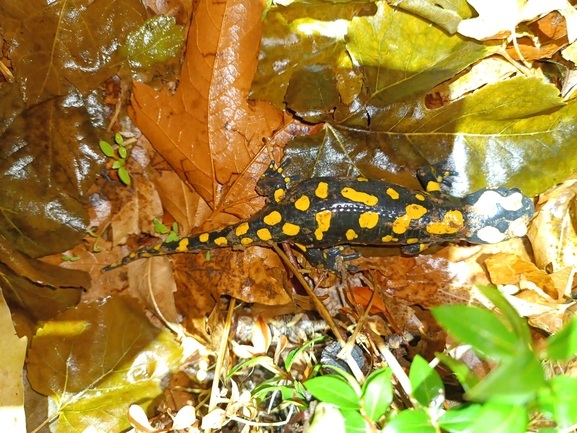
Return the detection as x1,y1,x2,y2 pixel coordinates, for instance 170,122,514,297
528,178,577,272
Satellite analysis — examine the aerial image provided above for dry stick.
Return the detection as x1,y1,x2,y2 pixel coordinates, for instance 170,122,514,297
273,244,367,379
272,244,345,347
206,297,236,433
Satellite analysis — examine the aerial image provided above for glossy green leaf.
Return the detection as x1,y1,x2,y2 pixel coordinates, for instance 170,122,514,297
114,132,123,145
118,145,128,159
5,0,146,105
119,15,185,70
111,159,124,169
118,166,131,185
465,351,545,404
543,315,577,361
382,409,435,433
361,367,392,421
432,305,523,361
467,401,528,433
537,376,577,429
27,296,182,433
438,403,483,432
304,375,361,410
477,285,532,347
435,352,479,392
0,94,105,258
153,218,168,234
340,408,369,433
409,355,445,409
165,231,180,243
99,140,116,158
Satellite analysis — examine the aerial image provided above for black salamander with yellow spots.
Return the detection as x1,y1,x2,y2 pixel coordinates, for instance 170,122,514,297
103,161,534,272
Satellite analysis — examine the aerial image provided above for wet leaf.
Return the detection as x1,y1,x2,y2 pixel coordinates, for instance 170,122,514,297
130,0,284,223
6,0,146,105
119,15,185,70
27,296,182,433
0,93,105,258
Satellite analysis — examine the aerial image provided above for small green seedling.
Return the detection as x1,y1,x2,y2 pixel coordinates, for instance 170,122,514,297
99,133,132,185
153,219,179,243
61,254,80,262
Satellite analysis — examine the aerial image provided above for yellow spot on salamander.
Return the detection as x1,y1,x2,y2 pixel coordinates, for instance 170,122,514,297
426,181,441,192
241,238,253,245
315,182,329,199
154,244,162,250
426,210,464,235
415,194,425,201
386,188,399,200
295,243,307,252
357,177,368,182
359,211,379,229
257,228,272,241
263,211,282,226
140,252,152,258
274,189,285,203
129,252,137,258
199,233,209,243
407,238,419,244
282,223,300,236
235,223,249,237
346,229,358,241
176,238,189,252
382,235,393,242
406,204,427,219
393,204,428,234
214,237,228,246
295,195,310,211
341,187,378,206
314,210,332,241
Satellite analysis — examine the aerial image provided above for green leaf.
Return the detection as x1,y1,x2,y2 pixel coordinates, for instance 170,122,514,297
165,231,180,243
304,375,361,410
435,352,479,392
477,285,532,347
61,255,79,262
409,355,445,409
119,15,185,70
361,368,393,421
382,409,435,433
467,401,528,433
432,305,523,361
114,132,123,145
26,296,182,433
438,403,483,432
465,351,545,404
118,166,131,185
153,218,168,234
111,159,125,169
340,408,368,433
543,315,577,361
118,145,128,159
99,140,116,158
285,335,326,371
537,375,577,429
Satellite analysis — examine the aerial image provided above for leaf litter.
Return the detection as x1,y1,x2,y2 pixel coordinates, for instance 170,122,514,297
1,0,577,431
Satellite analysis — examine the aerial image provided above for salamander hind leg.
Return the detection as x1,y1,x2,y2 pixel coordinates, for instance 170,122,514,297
304,246,361,272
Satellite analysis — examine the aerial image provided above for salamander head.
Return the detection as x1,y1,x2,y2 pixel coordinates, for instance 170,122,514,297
461,187,534,244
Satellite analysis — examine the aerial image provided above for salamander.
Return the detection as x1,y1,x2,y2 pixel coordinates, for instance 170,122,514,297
103,160,534,272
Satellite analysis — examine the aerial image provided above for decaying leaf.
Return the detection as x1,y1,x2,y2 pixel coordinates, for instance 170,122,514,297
0,94,105,258
27,296,182,433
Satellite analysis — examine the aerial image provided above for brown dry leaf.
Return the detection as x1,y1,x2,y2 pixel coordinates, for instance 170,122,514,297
354,239,532,308
505,11,570,60
173,247,291,319
129,0,284,224
232,315,272,358
485,252,560,300
528,177,577,272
